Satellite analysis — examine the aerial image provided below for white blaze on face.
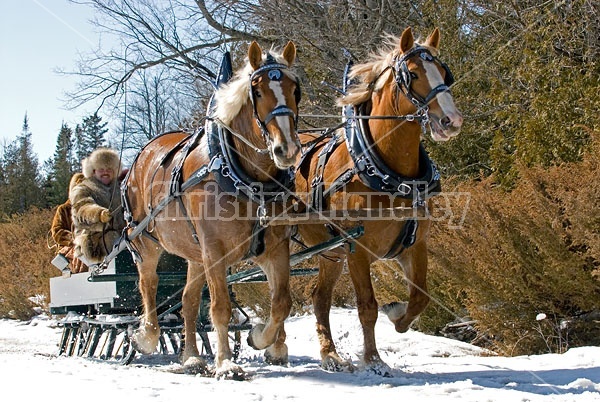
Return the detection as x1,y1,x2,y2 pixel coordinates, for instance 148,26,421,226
422,62,457,115
268,79,293,146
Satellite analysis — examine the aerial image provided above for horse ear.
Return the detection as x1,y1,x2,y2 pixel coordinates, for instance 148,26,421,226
282,41,296,66
248,41,263,70
399,27,414,54
425,28,441,50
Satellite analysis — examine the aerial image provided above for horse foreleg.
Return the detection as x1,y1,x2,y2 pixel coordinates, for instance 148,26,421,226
347,252,390,375
385,241,430,333
180,260,208,374
312,256,355,372
131,249,161,354
248,249,292,365
204,257,243,379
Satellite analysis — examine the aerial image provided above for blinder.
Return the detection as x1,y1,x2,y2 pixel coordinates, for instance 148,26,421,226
249,56,301,108
294,83,302,105
440,61,454,87
399,57,454,89
394,46,454,107
248,56,301,125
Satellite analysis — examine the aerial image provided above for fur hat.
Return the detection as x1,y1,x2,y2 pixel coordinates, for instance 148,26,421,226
82,148,121,179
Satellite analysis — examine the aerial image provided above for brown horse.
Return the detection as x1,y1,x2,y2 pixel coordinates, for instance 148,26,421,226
295,27,462,375
123,41,300,379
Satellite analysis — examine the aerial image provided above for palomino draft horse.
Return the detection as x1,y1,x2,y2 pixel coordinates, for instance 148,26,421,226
295,27,462,374
123,41,300,378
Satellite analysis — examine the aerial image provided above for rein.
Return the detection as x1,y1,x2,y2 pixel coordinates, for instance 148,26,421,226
213,117,270,155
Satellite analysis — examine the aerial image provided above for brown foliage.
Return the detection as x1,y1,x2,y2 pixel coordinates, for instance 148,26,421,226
427,133,600,355
0,208,56,320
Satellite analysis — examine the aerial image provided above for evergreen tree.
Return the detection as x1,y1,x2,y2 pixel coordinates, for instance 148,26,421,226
80,112,109,155
0,140,16,216
45,123,77,206
0,114,44,214
425,0,600,186
73,123,87,164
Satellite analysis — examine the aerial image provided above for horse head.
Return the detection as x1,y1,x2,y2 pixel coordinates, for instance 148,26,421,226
395,27,463,141
247,41,301,169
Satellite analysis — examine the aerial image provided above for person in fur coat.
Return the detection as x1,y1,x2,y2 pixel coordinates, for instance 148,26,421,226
50,172,87,273
70,147,126,264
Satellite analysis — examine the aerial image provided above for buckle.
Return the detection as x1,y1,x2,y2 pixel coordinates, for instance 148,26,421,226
397,183,412,195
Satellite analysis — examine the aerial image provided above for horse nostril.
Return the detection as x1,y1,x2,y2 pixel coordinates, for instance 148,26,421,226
440,116,452,129
273,144,287,158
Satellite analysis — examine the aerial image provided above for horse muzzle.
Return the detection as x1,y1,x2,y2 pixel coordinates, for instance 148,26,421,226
271,140,300,169
430,111,462,142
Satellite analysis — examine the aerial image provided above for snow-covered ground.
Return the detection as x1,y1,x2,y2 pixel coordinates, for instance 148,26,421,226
0,308,598,402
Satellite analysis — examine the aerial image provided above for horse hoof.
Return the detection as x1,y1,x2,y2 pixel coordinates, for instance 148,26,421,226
321,353,355,373
130,330,157,355
362,359,393,377
183,356,209,375
367,364,393,377
247,323,266,350
265,343,288,366
395,320,412,333
215,360,245,381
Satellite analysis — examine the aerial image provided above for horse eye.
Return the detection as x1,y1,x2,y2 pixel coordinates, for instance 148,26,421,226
253,88,262,98
410,72,418,80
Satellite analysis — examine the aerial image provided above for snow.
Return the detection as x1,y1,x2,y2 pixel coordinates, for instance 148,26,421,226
1,308,598,402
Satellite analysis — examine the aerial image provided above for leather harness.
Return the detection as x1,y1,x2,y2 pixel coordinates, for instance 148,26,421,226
302,49,446,259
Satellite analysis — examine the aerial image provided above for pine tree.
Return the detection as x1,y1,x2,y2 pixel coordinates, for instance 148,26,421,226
73,123,87,164
0,140,16,217
45,123,77,206
80,112,109,155
0,114,44,214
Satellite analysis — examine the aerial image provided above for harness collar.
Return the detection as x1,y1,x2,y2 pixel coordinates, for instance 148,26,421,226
343,103,441,202
206,117,295,205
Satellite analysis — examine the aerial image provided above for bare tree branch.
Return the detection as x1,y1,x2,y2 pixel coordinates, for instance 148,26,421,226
195,0,263,42
65,0,244,112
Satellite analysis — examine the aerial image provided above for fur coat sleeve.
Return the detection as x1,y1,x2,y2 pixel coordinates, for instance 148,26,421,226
50,202,74,247
70,177,126,264
70,178,112,232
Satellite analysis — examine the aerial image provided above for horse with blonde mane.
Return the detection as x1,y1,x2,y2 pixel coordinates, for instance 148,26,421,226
123,41,300,379
295,27,462,375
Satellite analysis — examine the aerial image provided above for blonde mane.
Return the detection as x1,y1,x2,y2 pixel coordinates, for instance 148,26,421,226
214,48,299,125
339,34,438,106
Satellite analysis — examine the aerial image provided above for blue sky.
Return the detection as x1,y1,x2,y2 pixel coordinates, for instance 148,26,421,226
0,1,107,163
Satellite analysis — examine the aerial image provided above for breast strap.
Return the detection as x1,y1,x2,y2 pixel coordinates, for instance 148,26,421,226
205,118,295,205
344,104,441,201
